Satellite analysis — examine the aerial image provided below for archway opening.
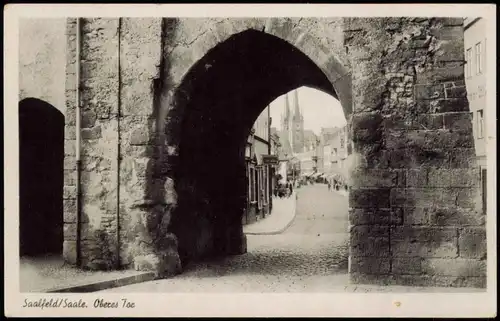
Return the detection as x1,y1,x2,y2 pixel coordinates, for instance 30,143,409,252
19,98,65,257
168,29,351,268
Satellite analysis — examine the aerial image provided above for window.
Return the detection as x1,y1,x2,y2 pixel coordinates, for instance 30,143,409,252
465,48,472,78
477,109,484,139
475,42,482,75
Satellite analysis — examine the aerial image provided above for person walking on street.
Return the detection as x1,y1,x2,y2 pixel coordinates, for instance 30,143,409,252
327,181,331,191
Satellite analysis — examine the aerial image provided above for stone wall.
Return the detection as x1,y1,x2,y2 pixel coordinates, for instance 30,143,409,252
61,17,485,288
346,17,485,287
19,18,67,113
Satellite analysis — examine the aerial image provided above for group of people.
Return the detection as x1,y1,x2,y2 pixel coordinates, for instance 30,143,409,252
274,181,294,198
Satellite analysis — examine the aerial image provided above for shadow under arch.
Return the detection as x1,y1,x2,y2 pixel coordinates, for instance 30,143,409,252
166,29,351,267
19,98,65,257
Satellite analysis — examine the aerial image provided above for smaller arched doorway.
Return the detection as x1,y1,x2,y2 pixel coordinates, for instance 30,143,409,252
19,98,65,257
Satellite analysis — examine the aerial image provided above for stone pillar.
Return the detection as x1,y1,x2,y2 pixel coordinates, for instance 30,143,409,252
62,18,79,265
345,17,485,287
117,18,182,277
76,18,121,270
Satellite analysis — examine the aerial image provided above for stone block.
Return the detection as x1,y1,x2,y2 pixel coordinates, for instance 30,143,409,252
429,207,484,226
386,129,474,151
399,187,460,208
432,98,470,113
129,127,150,145
406,168,428,187
445,85,467,99
65,125,76,140
63,200,77,223
350,169,398,188
81,110,97,128
430,25,464,41
349,208,402,225
64,140,76,156
443,112,473,132
392,257,423,275
350,236,391,257
391,226,457,243
435,40,464,61
391,240,458,258
402,207,430,225
427,168,480,187
387,148,449,169
349,188,391,208
421,258,486,277
416,64,464,84
389,188,407,207
350,256,391,274
350,225,390,239
414,83,445,100
63,240,77,265
458,227,487,259
64,156,76,170
455,188,479,208
437,17,465,27
81,126,102,140
64,169,77,186
448,148,476,168
63,186,77,199
64,223,77,241
383,114,444,131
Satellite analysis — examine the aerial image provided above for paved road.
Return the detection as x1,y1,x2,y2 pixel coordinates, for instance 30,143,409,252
102,184,351,293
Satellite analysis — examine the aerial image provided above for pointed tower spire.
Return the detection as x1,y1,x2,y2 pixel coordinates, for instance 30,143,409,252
284,92,291,121
293,89,300,118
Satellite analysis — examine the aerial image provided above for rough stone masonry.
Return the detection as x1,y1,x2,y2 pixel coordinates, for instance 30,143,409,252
57,17,486,287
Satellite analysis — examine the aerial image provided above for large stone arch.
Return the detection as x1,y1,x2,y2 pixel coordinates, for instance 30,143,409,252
19,97,65,257
63,17,485,288
161,26,352,266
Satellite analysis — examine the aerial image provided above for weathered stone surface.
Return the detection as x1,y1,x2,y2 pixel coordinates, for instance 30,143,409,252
422,258,486,277
63,240,77,265
350,169,398,187
392,257,423,274
350,188,391,208
349,256,391,274
349,208,403,226
458,227,487,259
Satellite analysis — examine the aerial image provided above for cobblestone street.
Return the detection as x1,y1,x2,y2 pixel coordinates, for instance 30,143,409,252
102,184,352,292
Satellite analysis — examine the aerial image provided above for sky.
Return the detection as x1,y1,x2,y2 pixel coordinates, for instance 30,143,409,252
268,86,346,135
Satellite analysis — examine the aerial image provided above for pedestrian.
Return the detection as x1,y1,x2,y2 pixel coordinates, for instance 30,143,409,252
327,181,331,191
288,181,293,196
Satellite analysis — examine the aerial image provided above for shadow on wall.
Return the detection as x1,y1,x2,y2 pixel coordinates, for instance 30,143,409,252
19,97,65,257
159,26,339,268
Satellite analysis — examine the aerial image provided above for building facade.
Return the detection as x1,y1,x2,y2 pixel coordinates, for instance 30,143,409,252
464,17,488,215
243,105,276,225
322,126,351,188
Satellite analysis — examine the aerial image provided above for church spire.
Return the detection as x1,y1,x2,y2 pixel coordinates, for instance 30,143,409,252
284,92,291,120
293,89,301,119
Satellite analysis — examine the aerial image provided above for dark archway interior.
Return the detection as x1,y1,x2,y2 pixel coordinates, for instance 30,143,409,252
170,29,337,266
19,98,65,257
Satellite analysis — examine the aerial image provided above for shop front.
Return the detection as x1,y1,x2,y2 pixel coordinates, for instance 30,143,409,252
242,137,275,225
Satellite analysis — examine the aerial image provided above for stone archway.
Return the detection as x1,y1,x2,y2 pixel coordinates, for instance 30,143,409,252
19,98,65,257
164,29,352,266
64,17,485,288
